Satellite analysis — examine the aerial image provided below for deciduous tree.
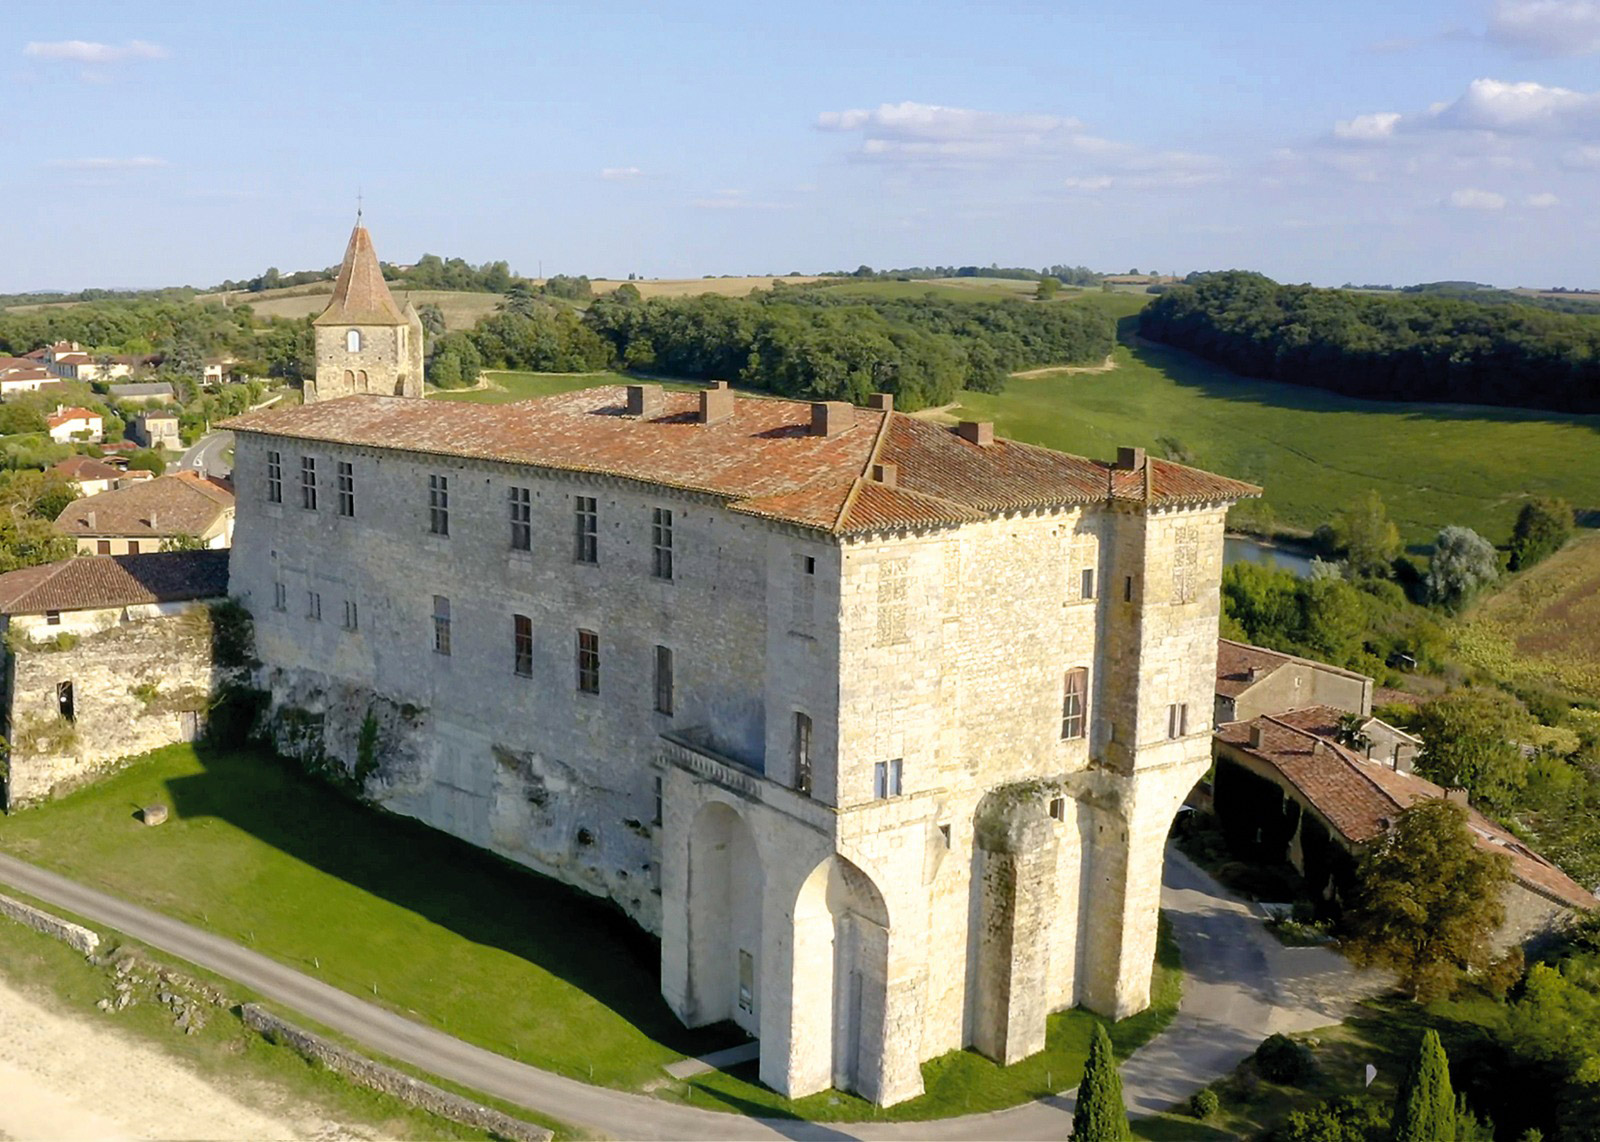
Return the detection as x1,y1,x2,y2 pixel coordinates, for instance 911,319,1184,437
1330,490,1402,577
1509,497,1573,571
1426,526,1499,612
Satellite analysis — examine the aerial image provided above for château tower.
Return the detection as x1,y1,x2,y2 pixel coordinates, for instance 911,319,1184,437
306,222,425,403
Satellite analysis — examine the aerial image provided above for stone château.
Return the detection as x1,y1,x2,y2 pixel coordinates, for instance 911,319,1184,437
305,223,424,403
223,381,1258,1105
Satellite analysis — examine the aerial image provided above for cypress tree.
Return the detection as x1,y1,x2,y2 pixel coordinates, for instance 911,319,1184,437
1072,1022,1131,1142
1391,1029,1456,1142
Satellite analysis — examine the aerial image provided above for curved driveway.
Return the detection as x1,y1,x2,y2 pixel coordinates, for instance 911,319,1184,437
0,848,1385,1140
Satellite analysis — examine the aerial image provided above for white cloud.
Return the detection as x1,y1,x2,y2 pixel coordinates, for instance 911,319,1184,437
1448,187,1508,209
47,157,166,170
1488,0,1600,56
1427,77,1600,134
1333,112,1403,142
1525,191,1561,206
1563,143,1600,166
600,166,640,181
23,39,167,63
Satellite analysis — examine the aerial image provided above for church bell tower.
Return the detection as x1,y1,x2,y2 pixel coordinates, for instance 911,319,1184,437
306,220,425,403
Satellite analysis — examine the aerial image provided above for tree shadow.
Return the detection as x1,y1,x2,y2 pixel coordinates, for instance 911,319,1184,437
162,742,744,1064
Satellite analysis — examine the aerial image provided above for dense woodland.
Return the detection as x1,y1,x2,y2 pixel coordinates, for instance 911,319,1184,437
1142,271,1600,412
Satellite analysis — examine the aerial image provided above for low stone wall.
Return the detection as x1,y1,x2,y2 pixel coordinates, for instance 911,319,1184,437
239,1004,552,1142
0,891,100,955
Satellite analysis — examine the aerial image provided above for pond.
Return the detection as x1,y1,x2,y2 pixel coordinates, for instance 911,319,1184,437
1223,535,1317,579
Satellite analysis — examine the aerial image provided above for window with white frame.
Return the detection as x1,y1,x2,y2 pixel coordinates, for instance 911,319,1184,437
873,758,903,799
574,497,598,563
336,461,354,517
651,507,673,580
1061,667,1088,740
267,450,282,504
433,595,451,655
428,474,449,536
576,629,600,693
509,487,531,551
300,456,318,510
1167,702,1189,739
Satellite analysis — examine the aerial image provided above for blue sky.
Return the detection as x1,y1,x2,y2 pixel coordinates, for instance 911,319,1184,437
5,0,1599,292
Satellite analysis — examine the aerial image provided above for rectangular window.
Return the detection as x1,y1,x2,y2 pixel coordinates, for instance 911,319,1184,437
45,610,60,626
1062,667,1088,740
1124,576,1134,603
306,590,321,622
1049,796,1067,822
793,712,813,795
653,775,663,826
273,582,287,611
267,450,282,504
653,645,673,714
300,456,317,510
574,496,597,563
576,629,599,693
127,540,141,555
96,539,111,555
509,487,531,551
1167,702,1189,740
433,595,451,655
790,554,816,634
342,599,358,630
1081,568,1096,600
651,507,674,580
514,614,534,677
428,474,449,536
737,949,754,1013
336,461,354,517
873,758,903,799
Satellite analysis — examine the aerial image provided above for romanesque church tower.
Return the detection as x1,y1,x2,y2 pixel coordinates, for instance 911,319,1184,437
306,222,425,403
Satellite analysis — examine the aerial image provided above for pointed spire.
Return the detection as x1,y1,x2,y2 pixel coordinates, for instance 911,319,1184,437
313,223,406,327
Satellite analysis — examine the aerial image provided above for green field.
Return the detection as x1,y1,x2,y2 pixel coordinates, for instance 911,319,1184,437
0,743,1181,1123
431,370,629,404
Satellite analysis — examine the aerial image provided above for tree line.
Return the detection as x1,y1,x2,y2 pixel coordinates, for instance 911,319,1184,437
1141,271,1600,413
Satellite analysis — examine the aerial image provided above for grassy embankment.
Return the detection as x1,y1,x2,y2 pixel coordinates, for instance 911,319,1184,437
0,743,1181,1123
0,896,556,1140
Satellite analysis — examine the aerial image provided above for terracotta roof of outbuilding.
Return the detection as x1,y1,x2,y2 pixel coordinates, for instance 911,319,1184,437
1217,706,1595,910
1215,637,1372,701
46,407,101,428
225,389,1260,535
313,224,407,327
55,472,234,539
51,456,126,483
0,549,228,615
0,368,54,385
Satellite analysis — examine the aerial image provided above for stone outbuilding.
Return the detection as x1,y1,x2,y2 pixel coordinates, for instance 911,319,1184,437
56,472,235,555
305,222,424,403
1213,705,1594,948
0,549,231,810
225,386,1259,1105
1214,638,1373,725
108,381,176,406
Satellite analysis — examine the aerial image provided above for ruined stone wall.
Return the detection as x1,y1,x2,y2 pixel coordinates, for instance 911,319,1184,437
4,601,222,809
230,429,842,934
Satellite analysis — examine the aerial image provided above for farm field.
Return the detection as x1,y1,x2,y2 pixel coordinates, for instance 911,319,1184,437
205,288,505,331
0,742,1180,1124
1457,529,1600,702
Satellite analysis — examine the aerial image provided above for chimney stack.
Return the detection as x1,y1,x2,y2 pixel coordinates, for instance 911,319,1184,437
956,421,994,447
810,402,855,438
699,381,733,425
85,510,96,530
626,383,663,419
1248,722,1265,749
1445,787,1470,807
1115,446,1147,471
1247,666,1261,682
867,393,893,412
871,462,898,488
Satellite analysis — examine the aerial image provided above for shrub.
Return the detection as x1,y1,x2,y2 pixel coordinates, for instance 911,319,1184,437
1189,1088,1220,1119
1255,1033,1315,1085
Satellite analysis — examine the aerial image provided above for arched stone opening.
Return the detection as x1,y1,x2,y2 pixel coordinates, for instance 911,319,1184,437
790,854,891,1100
357,369,369,391
343,369,354,389
686,801,764,1035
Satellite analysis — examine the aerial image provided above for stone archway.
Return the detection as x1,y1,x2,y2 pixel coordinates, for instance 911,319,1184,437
685,802,764,1035
789,854,891,1101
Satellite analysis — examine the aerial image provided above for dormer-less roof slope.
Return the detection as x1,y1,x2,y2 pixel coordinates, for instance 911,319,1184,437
0,549,229,616
313,224,407,327
55,472,235,539
223,389,1260,535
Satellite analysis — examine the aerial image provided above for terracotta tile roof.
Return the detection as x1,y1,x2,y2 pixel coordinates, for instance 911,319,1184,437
313,224,407,327
225,389,1261,535
55,472,234,539
0,358,33,372
51,456,126,483
1217,706,1595,910
0,550,228,615
54,352,91,366
0,368,53,385
1215,637,1371,700
46,407,101,429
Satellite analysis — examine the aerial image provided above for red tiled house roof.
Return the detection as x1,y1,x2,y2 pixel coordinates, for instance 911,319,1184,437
56,473,234,540
224,388,1261,536
0,550,229,615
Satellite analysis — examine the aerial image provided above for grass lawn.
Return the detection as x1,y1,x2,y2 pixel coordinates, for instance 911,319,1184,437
430,369,627,404
955,333,1600,547
0,743,1184,1123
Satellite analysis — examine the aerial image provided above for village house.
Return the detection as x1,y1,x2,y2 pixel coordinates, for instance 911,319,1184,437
108,381,176,406
1213,706,1594,947
55,471,235,555
224,367,1258,1105
49,455,154,498
202,358,238,387
46,405,104,444
130,410,181,450
0,366,57,398
0,550,231,810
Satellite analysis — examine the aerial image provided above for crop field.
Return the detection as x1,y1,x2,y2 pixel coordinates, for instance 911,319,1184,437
206,288,505,331
1456,530,1600,701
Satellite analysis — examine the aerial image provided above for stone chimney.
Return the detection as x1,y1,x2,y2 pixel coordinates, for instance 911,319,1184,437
147,511,158,530
1247,666,1260,682
1444,787,1470,807
85,510,96,530
871,462,898,488
810,402,854,438
867,393,893,412
1115,446,1147,471
626,383,663,419
1248,722,1265,749
956,420,994,447
699,381,733,425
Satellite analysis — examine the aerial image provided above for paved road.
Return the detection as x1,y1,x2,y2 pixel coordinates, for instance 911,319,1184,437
0,847,1386,1140
179,430,233,480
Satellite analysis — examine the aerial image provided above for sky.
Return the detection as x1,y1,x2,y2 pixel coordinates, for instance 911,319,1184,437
4,0,1600,292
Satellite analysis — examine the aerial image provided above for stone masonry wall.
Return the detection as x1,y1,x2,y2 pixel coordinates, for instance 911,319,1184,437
4,601,223,810
312,319,423,402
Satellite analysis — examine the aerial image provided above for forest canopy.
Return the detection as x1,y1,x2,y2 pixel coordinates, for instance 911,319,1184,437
1140,271,1600,413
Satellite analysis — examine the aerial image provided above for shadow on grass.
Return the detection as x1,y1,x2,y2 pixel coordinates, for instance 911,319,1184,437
163,742,740,1063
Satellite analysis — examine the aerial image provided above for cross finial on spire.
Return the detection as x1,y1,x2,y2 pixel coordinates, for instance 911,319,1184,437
356,187,363,222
